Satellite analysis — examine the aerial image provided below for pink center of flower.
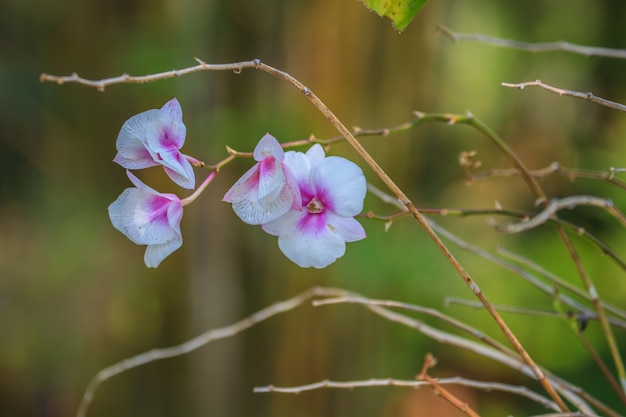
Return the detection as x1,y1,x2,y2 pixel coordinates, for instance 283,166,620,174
307,197,324,214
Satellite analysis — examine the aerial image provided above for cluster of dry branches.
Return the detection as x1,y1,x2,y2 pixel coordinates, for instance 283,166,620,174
40,24,626,417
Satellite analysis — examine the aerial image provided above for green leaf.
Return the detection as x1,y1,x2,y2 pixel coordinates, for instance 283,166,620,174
361,0,428,32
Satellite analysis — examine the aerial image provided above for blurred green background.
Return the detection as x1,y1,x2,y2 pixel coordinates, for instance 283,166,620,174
1,0,626,416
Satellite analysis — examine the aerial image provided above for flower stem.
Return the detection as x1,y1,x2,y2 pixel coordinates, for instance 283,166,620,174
181,172,217,206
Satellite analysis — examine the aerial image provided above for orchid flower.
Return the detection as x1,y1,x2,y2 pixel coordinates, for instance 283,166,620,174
108,171,184,268
262,144,366,268
113,98,196,189
223,133,301,225
109,170,216,268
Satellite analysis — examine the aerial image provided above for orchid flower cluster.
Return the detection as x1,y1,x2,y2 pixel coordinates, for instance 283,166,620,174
108,98,367,269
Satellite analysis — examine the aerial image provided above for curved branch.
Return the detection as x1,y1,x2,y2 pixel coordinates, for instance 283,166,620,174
498,195,626,233
438,25,626,59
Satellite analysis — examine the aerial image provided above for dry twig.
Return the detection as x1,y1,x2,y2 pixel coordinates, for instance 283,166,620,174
438,25,626,59
417,354,481,417
502,80,626,112
255,376,560,412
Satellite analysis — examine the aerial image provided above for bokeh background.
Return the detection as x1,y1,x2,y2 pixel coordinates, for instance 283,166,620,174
2,0,626,416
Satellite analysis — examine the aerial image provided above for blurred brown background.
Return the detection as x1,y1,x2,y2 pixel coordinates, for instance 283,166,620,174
1,0,626,416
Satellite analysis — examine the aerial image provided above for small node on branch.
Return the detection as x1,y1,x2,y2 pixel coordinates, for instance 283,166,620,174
459,150,482,180
233,67,242,74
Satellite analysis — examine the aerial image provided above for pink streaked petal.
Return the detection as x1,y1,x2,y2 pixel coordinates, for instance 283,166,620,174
295,211,329,237
144,236,183,268
130,194,181,245
314,156,366,217
222,164,260,203
257,156,285,205
254,133,284,161
145,116,186,156
325,212,366,242
276,225,346,269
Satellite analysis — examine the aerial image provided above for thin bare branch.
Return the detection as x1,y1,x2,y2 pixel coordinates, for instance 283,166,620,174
498,195,626,233
502,80,626,112
530,413,602,417
445,298,626,329
438,25,626,59
255,375,560,411
40,59,263,91
470,161,626,192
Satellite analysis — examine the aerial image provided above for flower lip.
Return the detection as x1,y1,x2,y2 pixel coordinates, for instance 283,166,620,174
306,197,324,214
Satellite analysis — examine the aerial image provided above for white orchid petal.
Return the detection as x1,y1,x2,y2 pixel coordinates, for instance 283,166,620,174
305,143,326,167
144,236,183,268
325,212,366,242
277,223,346,269
115,109,163,162
313,156,366,217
